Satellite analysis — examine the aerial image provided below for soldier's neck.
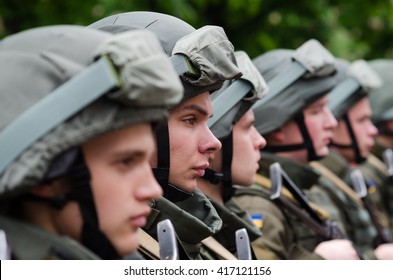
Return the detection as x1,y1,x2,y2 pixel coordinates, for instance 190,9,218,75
197,178,224,205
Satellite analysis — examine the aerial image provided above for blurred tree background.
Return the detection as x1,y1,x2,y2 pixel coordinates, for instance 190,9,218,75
1,0,392,60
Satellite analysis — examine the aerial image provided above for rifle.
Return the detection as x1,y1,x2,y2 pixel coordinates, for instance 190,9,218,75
235,228,252,260
382,148,393,180
0,230,11,260
350,169,393,244
157,219,179,260
270,162,347,240
270,163,364,259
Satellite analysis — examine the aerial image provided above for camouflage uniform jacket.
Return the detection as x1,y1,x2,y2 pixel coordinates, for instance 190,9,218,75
318,151,379,258
142,187,223,260
204,198,262,258
0,215,104,259
370,141,393,233
233,153,328,259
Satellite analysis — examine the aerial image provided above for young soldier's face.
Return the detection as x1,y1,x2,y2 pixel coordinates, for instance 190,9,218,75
166,92,222,192
82,123,162,256
304,95,338,158
232,109,266,186
332,98,378,161
272,95,337,163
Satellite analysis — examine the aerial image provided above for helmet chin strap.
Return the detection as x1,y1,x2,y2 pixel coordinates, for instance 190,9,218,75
28,148,121,259
263,111,321,161
67,150,121,259
202,132,235,202
153,123,193,202
152,124,170,193
330,113,366,164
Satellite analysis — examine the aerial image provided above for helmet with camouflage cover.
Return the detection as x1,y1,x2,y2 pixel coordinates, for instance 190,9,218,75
0,25,182,195
0,25,183,258
327,59,382,163
89,12,242,194
89,11,241,103
203,51,268,201
368,59,393,133
252,39,345,161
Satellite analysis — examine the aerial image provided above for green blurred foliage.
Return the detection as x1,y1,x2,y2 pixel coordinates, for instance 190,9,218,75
1,0,392,60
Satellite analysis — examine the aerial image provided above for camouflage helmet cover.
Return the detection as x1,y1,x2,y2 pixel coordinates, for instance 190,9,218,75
252,39,343,135
209,51,268,139
89,11,242,103
328,59,382,119
0,25,183,196
368,59,392,124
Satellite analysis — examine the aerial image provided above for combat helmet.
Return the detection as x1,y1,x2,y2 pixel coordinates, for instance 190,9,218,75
0,25,183,258
204,51,268,201
368,59,393,134
252,39,344,161
328,59,382,163
89,12,242,196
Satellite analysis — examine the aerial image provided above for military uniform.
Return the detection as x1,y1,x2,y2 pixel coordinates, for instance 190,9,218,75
371,141,393,232
318,151,379,258
233,40,352,260
237,153,360,260
139,188,262,260
368,59,393,237
234,183,323,259
212,199,262,255
142,188,222,260
0,215,100,260
234,153,340,259
359,155,392,234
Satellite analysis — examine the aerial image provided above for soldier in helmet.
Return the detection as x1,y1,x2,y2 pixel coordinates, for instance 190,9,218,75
0,25,183,259
89,11,242,260
233,40,361,259
196,51,267,258
368,59,393,234
319,59,393,259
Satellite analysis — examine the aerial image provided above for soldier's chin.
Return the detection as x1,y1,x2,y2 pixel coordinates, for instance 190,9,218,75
178,180,197,194
317,147,329,157
113,233,139,257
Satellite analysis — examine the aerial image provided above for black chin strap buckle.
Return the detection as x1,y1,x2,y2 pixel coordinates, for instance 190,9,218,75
203,168,224,185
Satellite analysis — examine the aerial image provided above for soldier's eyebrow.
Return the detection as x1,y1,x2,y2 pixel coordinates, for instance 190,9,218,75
180,104,210,117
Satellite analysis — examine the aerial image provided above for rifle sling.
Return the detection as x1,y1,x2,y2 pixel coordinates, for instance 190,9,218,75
137,228,160,260
201,237,237,260
367,154,388,176
274,194,331,239
309,161,363,206
255,174,330,221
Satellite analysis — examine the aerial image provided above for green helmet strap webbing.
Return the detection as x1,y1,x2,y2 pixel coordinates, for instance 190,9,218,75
0,56,120,175
208,79,252,128
330,114,366,163
263,111,319,161
252,61,307,109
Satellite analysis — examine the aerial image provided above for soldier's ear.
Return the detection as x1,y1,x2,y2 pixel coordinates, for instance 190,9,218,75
31,180,67,198
265,128,285,144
